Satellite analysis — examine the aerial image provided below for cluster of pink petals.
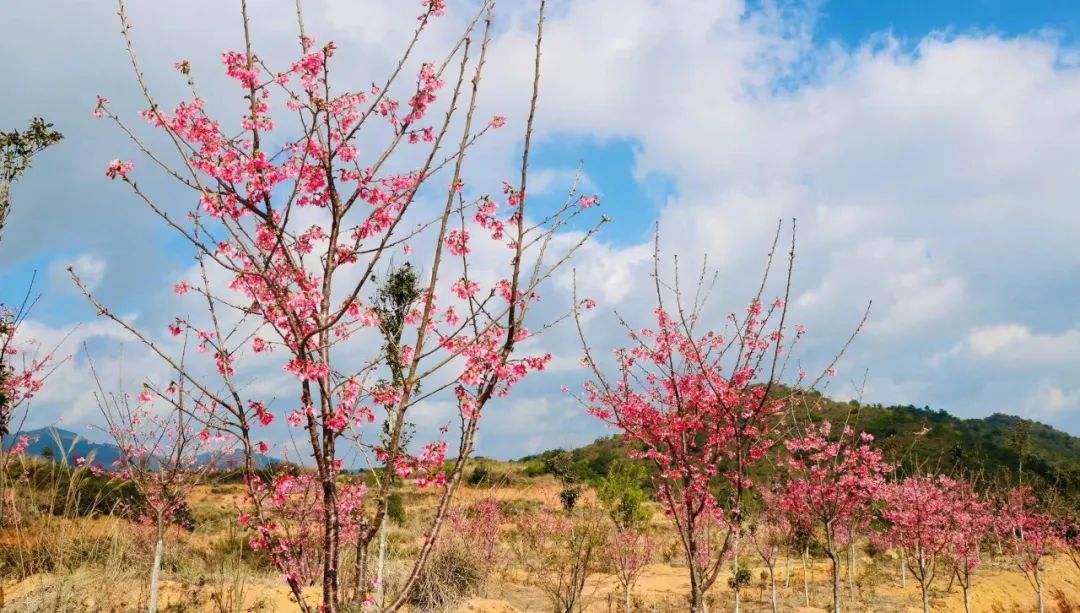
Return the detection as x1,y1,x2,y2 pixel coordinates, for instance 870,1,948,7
105,159,133,180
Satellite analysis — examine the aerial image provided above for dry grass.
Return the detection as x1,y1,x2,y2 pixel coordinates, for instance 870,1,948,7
0,462,1078,612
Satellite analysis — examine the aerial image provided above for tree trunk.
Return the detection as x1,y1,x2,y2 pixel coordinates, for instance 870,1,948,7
376,515,389,609
847,540,857,604
900,551,907,589
690,584,705,613
688,557,707,613
148,515,165,613
769,566,778,613
625,582,632,613
322,476,340,613
802,547,810,607
733,532,741,613
826,525,841,613
830,553,842,613
1035,569,1043,613
962,586,970,613
0,181,10,242
784,551,791,589
920,580,930,613
353,536,368,604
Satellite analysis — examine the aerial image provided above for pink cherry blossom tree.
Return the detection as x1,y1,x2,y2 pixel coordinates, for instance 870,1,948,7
779,421,891,613
944,481,994,613
87,349,227,613
447,496,505,594
511,505,608,613
74,1,603,610
1001,486,1062,613
610,527,655,613
748,492,790,613
0,281,70,528
0,297,57,449
0,123,66,523
578,229,814,613
880,474,958,613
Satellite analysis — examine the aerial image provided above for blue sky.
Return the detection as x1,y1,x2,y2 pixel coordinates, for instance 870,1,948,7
3,0,1080,459
817,0,1080,44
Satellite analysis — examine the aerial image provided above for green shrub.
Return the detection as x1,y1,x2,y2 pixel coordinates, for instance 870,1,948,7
387,493,406,525
596,462,650,529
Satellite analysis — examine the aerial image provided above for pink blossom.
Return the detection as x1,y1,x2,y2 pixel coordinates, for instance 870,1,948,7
105,159,133,180
92,96,109,118
451,278,480,300
445,228,470,256
578,195,599,208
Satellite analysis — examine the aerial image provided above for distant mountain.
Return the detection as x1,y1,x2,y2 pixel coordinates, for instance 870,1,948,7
520,392,1080,501
4,427,123,467
4,427,282,470
199,449,283,471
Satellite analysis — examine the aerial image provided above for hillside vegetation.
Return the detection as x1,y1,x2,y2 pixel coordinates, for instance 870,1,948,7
520,391,1080,504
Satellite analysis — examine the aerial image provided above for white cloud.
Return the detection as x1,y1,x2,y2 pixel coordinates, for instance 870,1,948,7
50,254,107,292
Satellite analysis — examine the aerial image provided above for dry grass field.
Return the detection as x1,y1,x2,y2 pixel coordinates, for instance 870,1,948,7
1,460,1078,613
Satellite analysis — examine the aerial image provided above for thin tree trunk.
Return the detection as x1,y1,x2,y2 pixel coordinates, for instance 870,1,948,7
918,551,930,613
733,532,741,613
784,550,791,589
769,566,778,613
848,540,857,604
830,552,842,613
353,535,368,604
1036,569,1043,613
802,547,810,607
962,586,970,613
148,514,165,613
625,582,632,613
0,181,10,242
322,473,340,613
376,514,389,609
900,551,907,589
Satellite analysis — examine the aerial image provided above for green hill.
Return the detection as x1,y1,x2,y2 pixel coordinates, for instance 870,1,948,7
519,392,1080,504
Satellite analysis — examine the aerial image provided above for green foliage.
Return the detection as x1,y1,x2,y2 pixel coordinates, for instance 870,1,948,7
727,565,752,590
519,437,651,488
596,462,650,529
386,493,406,525
558,486,581,512
0,117,63,245
464,460,518,488
374,262,421,384
528,390,1080,507
9,458,144,518
467,464,490,486
374,263,422,478
0,118,63,183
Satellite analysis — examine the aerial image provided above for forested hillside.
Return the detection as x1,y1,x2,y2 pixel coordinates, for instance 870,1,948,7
520,392,1080,504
